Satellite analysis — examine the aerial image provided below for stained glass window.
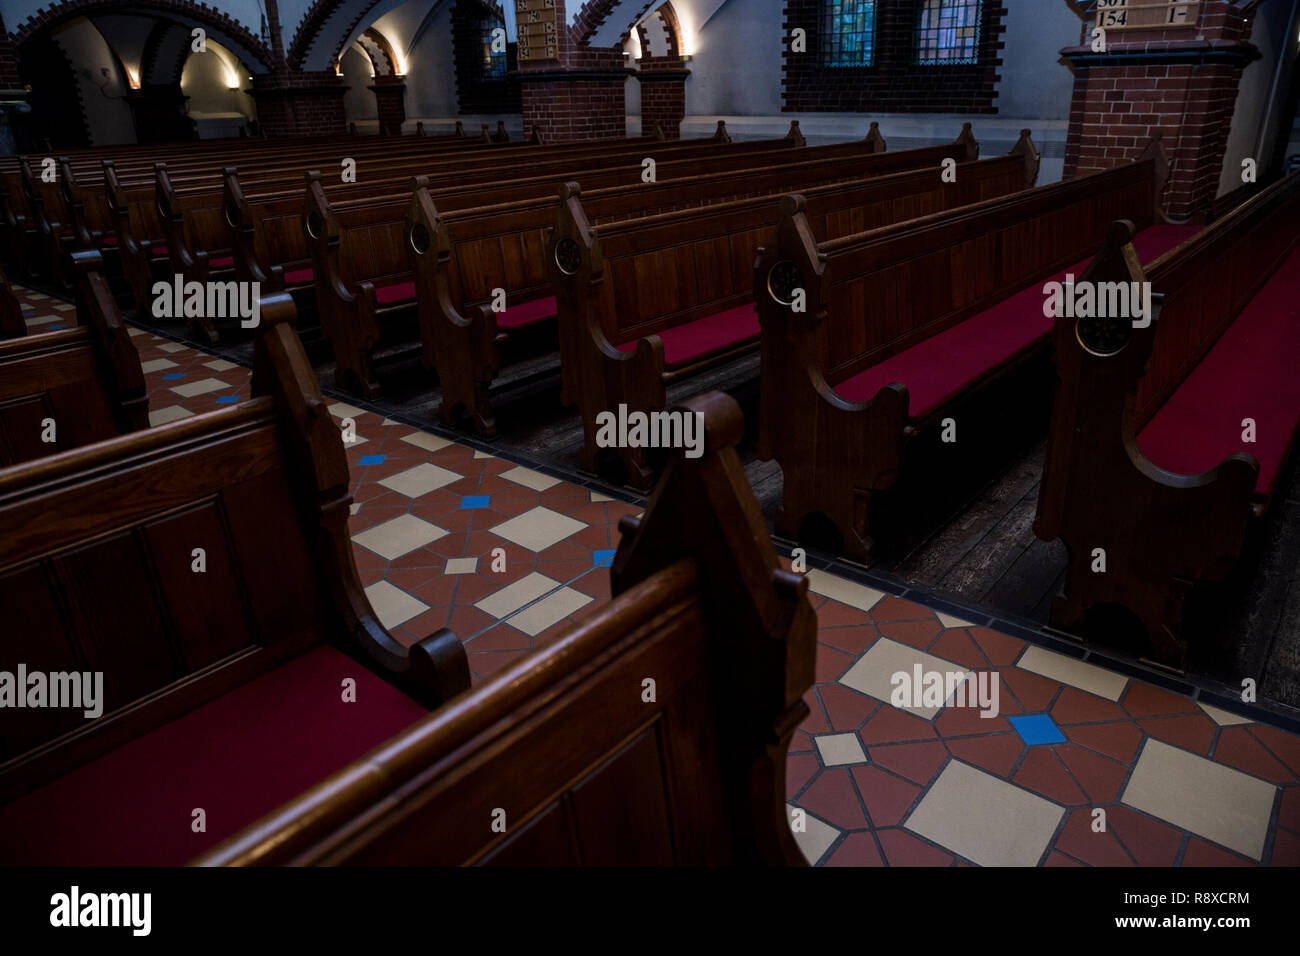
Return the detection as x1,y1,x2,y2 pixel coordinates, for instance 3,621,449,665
820,0,877,68
917,0,982,65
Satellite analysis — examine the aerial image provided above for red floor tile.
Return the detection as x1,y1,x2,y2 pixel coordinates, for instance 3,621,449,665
1051,686,1129,725
875,828,954,867
1053,744,1129,804
825,832,884,867
1213,725,1296,784
868,740,948,786
1013,748,1087,805
858,704,938,744
946,734,1024,778
1065,721,1145,764
1137,714,1216,757
1121,682,1198,718
967,627,1026,666
850,765,922,827
1106,805,1183,867
797,769,868,830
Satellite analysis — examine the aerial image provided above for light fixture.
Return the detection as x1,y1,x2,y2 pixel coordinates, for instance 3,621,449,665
126,67,141,90
680,53,692,62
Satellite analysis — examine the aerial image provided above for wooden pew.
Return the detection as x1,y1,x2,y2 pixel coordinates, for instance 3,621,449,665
0,293,470,865
0,262,24,338
549,129,1038,489
411,123,966,437
752,137,1198,563
1033,172,1300,669
302,123,816,396
156,123,764,342
195,390,817,867
0,251,148,463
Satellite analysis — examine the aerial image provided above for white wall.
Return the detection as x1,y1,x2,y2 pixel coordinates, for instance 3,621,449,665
682,0,784,116
52,18,137,146
373,2,459,120
996,0,1083,121
341,46,381,124
181,41,258,138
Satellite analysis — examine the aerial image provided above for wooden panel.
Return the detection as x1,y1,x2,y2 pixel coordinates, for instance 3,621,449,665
481,799,578,865
569,727,675,865
0,395,54,466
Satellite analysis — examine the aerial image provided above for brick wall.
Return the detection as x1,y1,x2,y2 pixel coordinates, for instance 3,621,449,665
0,13,22,90
637,56,686,139
782,0,1006,113
251,70,348,136
370,76,406,135
1062,0,1258,220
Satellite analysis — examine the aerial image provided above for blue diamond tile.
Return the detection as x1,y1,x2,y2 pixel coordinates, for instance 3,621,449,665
358,454,386,466
47,324,64,330
1008,714,1066,746
593,549,617,567
215,396,239,404
163,372,185,380
460,495,490,509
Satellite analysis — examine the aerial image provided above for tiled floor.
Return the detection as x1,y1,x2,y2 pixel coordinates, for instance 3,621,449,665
16,286,1300,867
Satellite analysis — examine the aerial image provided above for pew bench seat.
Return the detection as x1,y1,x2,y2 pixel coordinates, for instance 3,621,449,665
375,279,417,306
95,233,167,258
0,644,427,866
1137,243,1300,499
834,223,1200,420
497,294,556,331
615,302,760,369
209,254,235,269
283,266,314,286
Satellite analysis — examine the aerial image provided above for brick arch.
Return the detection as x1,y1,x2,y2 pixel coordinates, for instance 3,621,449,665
13,0,275,73
355,26,397,75
289,0,397,72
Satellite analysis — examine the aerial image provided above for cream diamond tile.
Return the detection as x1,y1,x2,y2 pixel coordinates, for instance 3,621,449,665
1018,646,1128,702
814,733,867,767
507,587,593,636
24,313,62,326
936,611,975,629
473,449,494,459
805,569,884,613
127,327,146,337
52,302,75,312
203,358,237,371
400,430,452,453
170,377,226,397
352,514,448,560
839,638,969,719
148,405,194,427
500,465,561,491
328,401,366,419
140,358,178,373
589,490,612,502
157,342,187,353
1122,738,1275,860
787,804,838,866
475,572,561,619
349,503,361,515
1197,702,1252,726
490,506,585,553
905,761,1064,867
378,462,461,498
364,580,429,629
443,557,478,575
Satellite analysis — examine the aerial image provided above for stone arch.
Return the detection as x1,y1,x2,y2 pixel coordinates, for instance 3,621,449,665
12,0,274,74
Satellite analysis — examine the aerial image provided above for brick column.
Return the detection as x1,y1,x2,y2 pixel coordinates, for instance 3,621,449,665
637,56,688,140
518,0,628,143
370,76,406,135
250,71,348,137
1061,0,1259,220
0,13,29,154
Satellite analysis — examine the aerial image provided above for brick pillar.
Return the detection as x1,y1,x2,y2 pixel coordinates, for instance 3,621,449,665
518,0,628,143
637,56,688,140
0,13,30,154
370,76,406,135
1061,0,1259,221
250,71,348,137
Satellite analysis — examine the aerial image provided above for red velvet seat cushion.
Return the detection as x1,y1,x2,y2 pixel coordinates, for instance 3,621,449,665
101,234,118,247
209,255,235,269
0,645,426,866
151,244,168,257
374,280,416,306
496,295,556,331
834,224,1201,419
1137,244,1300,496
283,267,314,286
616,303,760,369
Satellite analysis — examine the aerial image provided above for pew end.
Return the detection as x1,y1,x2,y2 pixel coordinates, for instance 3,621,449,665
194,391,816,867
864,121,886,152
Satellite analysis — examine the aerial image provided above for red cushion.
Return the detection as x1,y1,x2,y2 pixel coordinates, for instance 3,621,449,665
151,244,168,257
284,267,314,286
374,280,416,306
0,645,426,866
834,224,1201,419
496,295,556,331
616,303,760,368
101,234,118,247
1137,243,1300,496
209,255,234,269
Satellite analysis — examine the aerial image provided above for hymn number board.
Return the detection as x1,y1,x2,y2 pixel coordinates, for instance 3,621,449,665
1095,0,1201,31
516,0,560,62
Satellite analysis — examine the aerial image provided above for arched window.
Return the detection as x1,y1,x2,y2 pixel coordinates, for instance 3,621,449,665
820,0,877,68
917,0,981,65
